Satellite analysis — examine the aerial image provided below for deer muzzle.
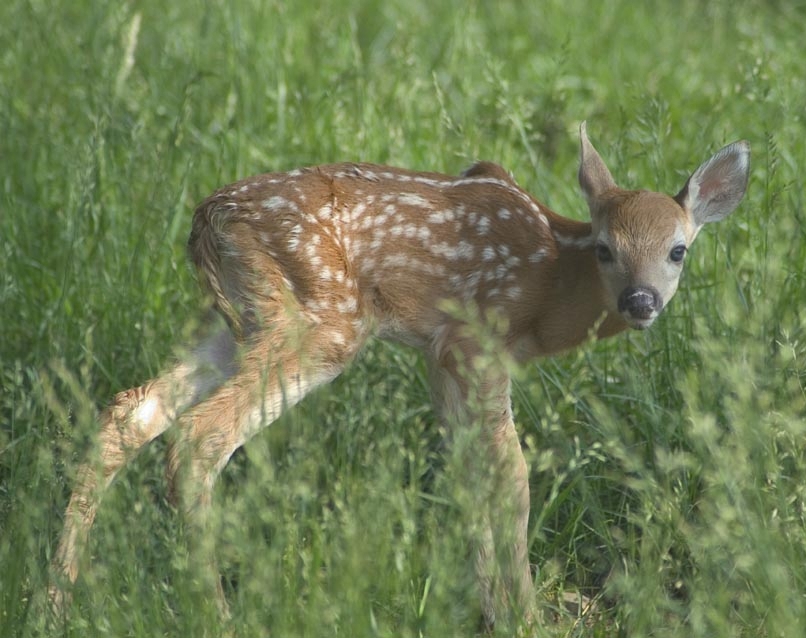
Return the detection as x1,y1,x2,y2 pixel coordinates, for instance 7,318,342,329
618,285,663,329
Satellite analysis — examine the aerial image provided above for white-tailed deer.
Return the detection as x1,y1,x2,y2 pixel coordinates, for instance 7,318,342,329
50,123,749,628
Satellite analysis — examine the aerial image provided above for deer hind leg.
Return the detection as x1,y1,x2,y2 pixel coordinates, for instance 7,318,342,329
427,334,533,630
164,326,345,613
49,325,238,612
166,284,368,612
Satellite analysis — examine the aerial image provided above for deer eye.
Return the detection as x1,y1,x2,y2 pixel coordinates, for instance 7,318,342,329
669,245,687,263
595,242,614,264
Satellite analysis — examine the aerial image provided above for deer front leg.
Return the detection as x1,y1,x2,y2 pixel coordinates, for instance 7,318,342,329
478,413,533,629
428,340,533,629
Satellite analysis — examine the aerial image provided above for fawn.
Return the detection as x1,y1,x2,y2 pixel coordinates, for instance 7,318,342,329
50,123,749,628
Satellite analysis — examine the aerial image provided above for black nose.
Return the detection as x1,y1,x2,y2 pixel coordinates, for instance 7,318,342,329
618,286,662,320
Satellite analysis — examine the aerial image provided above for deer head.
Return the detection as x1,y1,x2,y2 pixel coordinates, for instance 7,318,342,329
578,121,750,329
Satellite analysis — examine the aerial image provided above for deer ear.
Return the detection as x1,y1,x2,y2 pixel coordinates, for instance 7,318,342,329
578,121,617,208
675,140,750,226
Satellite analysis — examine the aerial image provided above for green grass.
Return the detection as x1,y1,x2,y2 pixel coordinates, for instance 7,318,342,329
2,0,806,635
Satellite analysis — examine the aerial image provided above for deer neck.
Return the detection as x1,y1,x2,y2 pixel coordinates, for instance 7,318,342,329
514,216,628,359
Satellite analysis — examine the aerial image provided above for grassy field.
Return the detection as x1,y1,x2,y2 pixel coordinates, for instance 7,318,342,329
2,0,806,635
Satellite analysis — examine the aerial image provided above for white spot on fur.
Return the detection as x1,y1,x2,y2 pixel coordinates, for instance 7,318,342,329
428,210,451,224
263,196,293,212
287,224,303,252
383,254,413,268
430,242,459,260
466,271,482,294
398,193,431,208
329,331,347,347
135,397,158,426
505,286,522,300
423,262,446,276
312,300,332,317
281,276,295,292
350,202,368,222
337,297,358,314
456,240,474,259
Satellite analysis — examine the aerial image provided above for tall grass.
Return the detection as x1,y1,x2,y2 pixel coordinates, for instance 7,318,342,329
2,0,805,635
